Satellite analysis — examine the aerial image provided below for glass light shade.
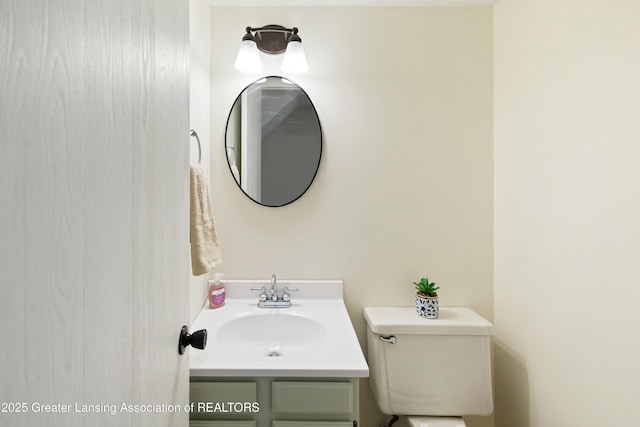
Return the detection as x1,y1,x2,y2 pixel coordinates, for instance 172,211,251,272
281,41,308,73
234,40,262,72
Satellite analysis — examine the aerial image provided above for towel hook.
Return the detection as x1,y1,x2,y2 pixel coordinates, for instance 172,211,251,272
189,129,202,165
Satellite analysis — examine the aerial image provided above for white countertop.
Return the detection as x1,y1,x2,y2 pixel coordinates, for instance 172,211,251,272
189,280,369,378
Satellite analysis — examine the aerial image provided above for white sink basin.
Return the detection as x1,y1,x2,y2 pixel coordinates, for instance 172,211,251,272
189,280,369,378
217,312,326,356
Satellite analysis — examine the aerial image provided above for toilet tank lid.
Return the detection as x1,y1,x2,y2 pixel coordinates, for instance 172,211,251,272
363,307,493,336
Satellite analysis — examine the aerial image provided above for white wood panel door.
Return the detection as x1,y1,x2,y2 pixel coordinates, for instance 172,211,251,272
0,1,191,426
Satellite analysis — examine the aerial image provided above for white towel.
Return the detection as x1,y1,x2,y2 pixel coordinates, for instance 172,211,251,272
190,165,221,276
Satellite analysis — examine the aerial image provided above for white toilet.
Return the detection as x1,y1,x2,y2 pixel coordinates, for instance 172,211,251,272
363,307,493,427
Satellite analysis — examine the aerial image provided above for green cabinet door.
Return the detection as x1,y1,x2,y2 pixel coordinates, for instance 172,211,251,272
190,422,257,427
272,382,354,419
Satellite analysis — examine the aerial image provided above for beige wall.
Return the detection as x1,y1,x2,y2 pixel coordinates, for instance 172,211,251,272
190,0,213,320
494,1,640,426
207,7,493,427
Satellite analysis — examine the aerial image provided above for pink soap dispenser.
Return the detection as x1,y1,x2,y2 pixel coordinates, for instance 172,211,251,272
208,272,226,309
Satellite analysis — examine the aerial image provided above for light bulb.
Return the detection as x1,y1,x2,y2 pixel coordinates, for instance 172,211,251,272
281,41,308,73
234,39,262,72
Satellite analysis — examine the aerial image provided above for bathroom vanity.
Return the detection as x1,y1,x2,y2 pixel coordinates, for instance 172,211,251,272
189,280,368,427
189,377,359,427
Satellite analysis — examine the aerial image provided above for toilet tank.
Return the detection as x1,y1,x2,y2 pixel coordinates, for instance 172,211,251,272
364,307,493,417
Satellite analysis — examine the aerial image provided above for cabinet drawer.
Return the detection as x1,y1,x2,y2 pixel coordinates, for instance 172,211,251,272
272,382,353,417
273,422,353,427
190,381,257,420
191,422,256,427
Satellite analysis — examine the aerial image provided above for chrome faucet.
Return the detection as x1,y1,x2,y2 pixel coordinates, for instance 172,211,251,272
251,274,298,308
270,273,278,301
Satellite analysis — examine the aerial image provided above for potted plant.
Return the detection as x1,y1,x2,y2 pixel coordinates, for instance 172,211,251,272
414,276,440,319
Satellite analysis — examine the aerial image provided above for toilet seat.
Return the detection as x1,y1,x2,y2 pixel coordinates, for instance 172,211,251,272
407,416,466,427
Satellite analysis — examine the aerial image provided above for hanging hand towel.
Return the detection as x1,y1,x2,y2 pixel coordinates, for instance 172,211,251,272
190,165,221,276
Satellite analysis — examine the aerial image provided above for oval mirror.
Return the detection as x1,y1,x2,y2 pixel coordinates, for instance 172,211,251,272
225,76,322,207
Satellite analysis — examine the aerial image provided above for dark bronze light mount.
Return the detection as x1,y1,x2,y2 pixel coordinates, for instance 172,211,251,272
234,25,308,73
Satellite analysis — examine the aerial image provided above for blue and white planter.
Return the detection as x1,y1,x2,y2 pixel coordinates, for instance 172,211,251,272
416,293,439,319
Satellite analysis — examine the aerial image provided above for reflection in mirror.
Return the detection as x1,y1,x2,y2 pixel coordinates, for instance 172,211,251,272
225,76,322,207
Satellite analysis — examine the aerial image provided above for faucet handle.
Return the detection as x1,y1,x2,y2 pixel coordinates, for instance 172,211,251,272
282,287,299,302
250,286,268,302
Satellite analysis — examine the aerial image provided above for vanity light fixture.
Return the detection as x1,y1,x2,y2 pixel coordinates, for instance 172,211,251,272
234,25,308,73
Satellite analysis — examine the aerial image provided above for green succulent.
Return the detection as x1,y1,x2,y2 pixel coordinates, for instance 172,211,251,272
413,277,440,298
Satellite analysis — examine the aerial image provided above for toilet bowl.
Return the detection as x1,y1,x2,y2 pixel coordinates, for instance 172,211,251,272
408,416,466,427
364,307,493,424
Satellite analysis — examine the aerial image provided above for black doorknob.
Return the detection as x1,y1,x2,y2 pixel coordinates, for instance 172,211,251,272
178,325,207,355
